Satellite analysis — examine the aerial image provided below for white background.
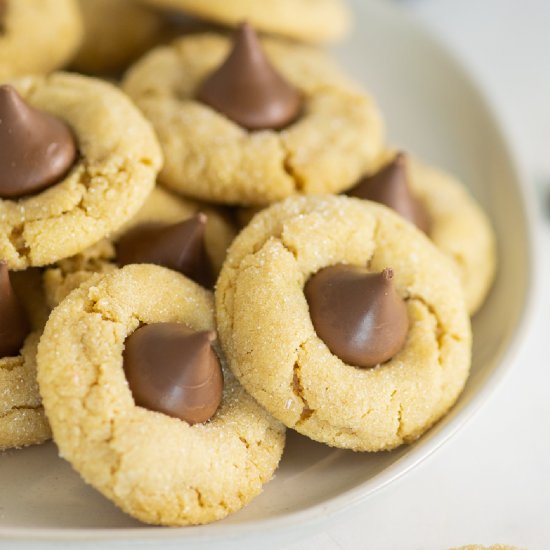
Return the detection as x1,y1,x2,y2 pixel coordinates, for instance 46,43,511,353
6,1,550,549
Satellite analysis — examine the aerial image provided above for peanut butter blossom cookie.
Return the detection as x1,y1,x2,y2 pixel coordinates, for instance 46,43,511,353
0,75,162,270
141,0,351,43
347,151,497,314
37,265,285,526
216,196,472,452
123,23,384,206
0,0,83,79
0,264,51,449
43,186,236,308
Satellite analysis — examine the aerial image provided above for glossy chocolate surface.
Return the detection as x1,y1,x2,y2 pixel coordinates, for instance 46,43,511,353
305,265,409,368
123,323,224,425
0,85,77,199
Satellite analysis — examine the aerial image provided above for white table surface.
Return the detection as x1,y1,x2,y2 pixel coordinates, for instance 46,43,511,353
6,1,550,549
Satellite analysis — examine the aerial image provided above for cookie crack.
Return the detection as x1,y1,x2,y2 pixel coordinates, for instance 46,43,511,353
238,436,250,449
278,237,299,261
405,295,449,367
233,424,278,489
83,295,122,324
0,405,44,419
396,403,405,439
106,419,123,482
221,262,264,337
192,487,206,508
0,356,25,371
402,296,452,439
280,141,306,192
74,162,132,220
7,225,30,261
387,389,405,442
370,220,381,260
291,342,315,425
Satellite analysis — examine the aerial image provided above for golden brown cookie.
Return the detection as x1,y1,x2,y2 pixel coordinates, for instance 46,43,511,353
0,73,162,270
37,265,286,526
0,0,83,79
43,186,236,308
141,0,351,43
123,31,384,206
216,196,472,452
0,268,51,450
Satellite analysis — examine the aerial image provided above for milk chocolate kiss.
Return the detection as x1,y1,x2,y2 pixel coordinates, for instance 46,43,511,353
348,153,431,234
304,265,409,368
197,22,302,131
0,261,30,358
0,85,77,199
115,213,215,288
123,323,224,424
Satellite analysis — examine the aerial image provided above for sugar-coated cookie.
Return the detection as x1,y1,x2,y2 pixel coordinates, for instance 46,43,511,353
37,265,285,526
0,74,162,269
216,196,471,452
123,26,384,206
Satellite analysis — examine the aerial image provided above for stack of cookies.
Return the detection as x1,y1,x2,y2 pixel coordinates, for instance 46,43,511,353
0,0,496,527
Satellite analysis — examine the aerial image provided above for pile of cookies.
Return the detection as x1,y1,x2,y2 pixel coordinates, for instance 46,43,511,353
0,0,496,527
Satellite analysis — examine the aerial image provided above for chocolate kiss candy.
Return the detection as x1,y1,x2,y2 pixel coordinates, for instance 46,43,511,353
197,22,302,131
0,85,77,199
116,213,215,288
0,261,30,358
304,265,409,368
347,153,431,234
123,323,224,424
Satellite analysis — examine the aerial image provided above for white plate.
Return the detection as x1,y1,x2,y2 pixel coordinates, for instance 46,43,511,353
0,0,534,543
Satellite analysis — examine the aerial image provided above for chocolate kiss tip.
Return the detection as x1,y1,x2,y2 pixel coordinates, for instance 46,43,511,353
196,20,302,131
0,85,77,199
0,86,24,116
123,323,223,424
238,20,254,39
0,85,16,100
394,151,407,165
115,214,215,288
305,264,409,369
0,260,31,358
347,152,431,234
